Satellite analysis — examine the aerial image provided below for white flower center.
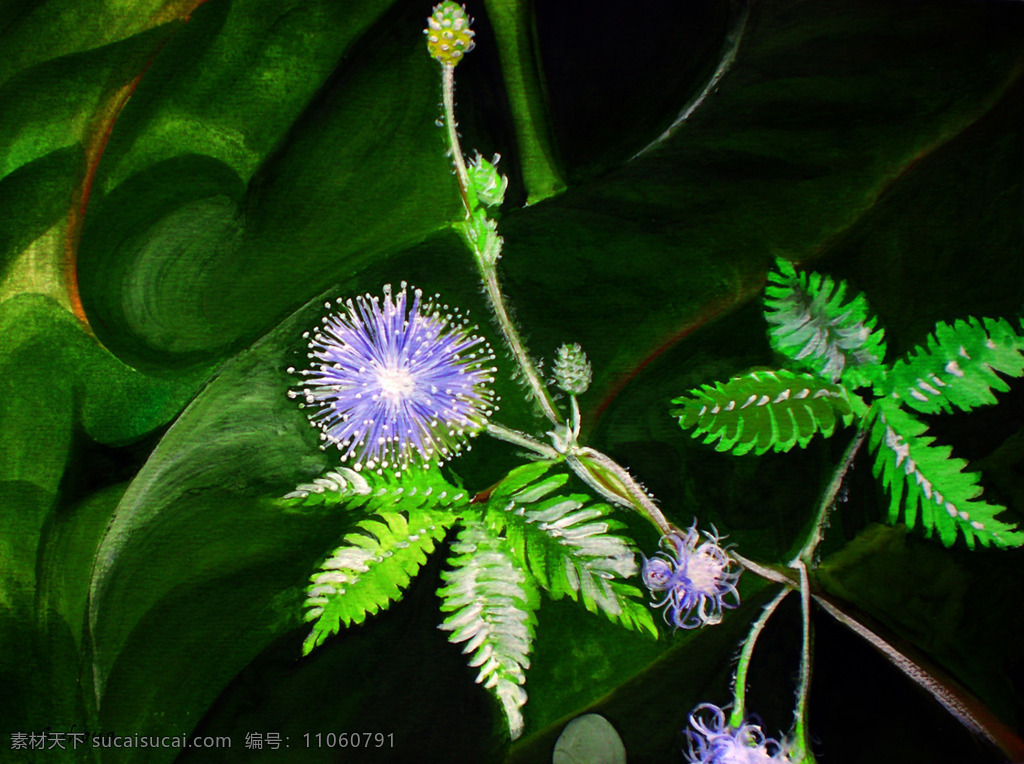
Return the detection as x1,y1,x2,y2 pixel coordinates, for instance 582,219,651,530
376,364,415,403
687,549,723,594
718,740,777,764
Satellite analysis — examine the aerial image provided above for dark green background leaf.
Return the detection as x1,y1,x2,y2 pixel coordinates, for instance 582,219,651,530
2,0,1023,761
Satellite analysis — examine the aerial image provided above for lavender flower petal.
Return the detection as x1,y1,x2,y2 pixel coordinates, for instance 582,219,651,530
685,703,795,764
289,283,497,472
641,524,741,630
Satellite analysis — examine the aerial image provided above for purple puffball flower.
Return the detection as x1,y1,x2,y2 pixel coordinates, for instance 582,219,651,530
288,283,498,472
641,524,741,629
685,704,794,764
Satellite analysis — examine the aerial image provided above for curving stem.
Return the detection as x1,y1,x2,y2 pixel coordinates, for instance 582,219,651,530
790,559,817,763
440,61,563,426
729,586,791,727
793,422,868,566
570,447,675,536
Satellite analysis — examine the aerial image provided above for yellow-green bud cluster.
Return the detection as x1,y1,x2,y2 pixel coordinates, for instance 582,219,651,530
553,343,592,395
425,2,475,66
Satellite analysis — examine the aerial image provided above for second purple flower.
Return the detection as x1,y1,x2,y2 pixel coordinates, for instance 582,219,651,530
642,524,741,629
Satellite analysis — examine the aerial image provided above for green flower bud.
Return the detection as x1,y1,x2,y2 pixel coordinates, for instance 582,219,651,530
553,343,592,396
456,208,503,265
467,152,508,208
424,2,475,67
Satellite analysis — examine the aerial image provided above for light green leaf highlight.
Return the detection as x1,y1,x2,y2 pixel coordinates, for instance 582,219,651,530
868,402,1023,549
672,369,857,455
486,463,657,638
302,508,455,655
296,468,467,655
883,316,1024,415
438,516,539,740
765,257,886,385
278,465,465,510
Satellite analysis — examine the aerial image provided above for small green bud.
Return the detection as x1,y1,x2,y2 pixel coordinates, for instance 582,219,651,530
553,343,592,396
457,209,502,265
425,2,475,67
467,152,508,208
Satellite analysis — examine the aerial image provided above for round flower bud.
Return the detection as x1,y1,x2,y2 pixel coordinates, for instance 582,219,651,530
553,343,592,396
424,2,475,67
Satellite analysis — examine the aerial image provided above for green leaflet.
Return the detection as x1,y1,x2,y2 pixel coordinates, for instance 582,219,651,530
277,465,467,510
438,516,540,740
868,402,1024,549
764,257,886,386
672,369,857,455
485,463,657,638
297,468,467,655
882,316,1024,416
302,508,455,655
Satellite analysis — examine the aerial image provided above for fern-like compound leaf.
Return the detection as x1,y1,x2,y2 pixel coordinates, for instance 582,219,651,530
279,466,373,507
672,369,859,455
868,402,1023,549
278,465,465,511
882,316,1024,415
764,257,886,385
303,508,456,655
486,464,657,638
438,517,540,740
297,468,468,655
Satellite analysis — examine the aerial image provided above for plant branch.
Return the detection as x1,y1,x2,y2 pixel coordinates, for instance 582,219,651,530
790,559,816,762
441,64,473,213
793,423,868,565
485,421,560,460
439,60,562,426
730,586,790,727
813,593,1024,762
570,447,675,536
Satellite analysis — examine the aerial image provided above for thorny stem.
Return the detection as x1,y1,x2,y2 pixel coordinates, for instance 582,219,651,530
792,423,869,566
440,60,563,427
729,587,790,728
725,557,1024,760
441,65,473,213
731,551,795,587
790,559,816,763
439,45,689,539
485,421,560,460
813,594,1024,761
571,447,675,536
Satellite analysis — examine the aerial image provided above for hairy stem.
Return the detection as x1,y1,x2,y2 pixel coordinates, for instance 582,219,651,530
731,552,796,587
442,64,474,213
440,61,562,425
479,266,562,424
793,423,868,565
813,593,1024,761
485,421,560,460
570,447,675,536
791,559,816,763
729,587,790,727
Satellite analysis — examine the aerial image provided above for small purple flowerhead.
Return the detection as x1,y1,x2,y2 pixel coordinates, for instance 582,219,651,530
685,704,794,764
288,283,497,473
641,524,740,629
